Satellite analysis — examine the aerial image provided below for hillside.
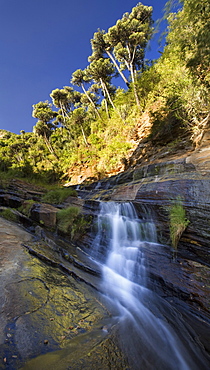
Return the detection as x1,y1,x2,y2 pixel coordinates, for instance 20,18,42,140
0,0,209,187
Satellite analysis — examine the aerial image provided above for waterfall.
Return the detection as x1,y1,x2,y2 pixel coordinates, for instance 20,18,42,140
91,201,209,370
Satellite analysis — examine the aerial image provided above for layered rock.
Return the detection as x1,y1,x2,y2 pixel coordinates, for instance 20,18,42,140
79,149,210,265
75,147,210,341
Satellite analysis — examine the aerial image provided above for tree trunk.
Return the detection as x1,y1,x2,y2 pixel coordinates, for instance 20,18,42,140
102,80,124,121
104,98,110,119
106,49,129,87
126,45,141,109
130,64,141,109
44,133,58,159
80,123,89,147
60,104,67,126
100,79,109,119
81,84,101,120
102,81,116,111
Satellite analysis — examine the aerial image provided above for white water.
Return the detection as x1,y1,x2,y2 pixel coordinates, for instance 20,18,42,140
92,202,209,370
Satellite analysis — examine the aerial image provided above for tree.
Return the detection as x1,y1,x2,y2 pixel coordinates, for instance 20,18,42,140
105,3,153,107
80,91,99,112
87,58,120,118
70,108,89,146
32,101,58,158
166,0,210,87
89,3,153,108
50,88,70,126
89,29,129,87
71,69,101,119
50,87,80,142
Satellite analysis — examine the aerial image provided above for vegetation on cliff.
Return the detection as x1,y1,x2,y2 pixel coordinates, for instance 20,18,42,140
169,197,190,249
0,0,209,185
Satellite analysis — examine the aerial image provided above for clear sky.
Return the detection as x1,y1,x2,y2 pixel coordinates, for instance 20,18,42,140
0,0,168,134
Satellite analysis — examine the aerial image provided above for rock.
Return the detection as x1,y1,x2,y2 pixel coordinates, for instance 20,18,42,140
1,144,210,368
0,217,115,369
80,154,210,266
30,203,58,228
77,150,210,354
0,193,23,208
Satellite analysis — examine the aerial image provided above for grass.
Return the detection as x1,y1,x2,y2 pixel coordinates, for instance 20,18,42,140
42,188,77,204
0,208,18,222
57,206,80,233
56,206,91,240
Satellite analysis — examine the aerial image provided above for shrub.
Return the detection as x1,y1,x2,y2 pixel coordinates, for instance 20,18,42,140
56,206,91,240
169,197,190,249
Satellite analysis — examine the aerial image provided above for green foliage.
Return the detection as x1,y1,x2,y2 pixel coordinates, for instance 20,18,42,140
169,197,190,249
32,101,57,127
1,2,210,186
57,206,79,233
166,0,210,86
41,187,77,204
56,206,91,239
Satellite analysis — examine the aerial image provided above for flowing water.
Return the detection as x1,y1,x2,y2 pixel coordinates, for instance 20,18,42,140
91,201,209,370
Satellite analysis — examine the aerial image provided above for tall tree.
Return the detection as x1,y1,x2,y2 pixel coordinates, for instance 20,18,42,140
105,3,153,107
87,58,119,118
71,69,101,119
50,88,70,126
89,3,153,108
70,108,89,146
89,29,129,87
32,101,58,158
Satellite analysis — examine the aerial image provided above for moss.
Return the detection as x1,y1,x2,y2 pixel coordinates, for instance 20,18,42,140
169,197,190,249
0,208,18,222
19,200,36,217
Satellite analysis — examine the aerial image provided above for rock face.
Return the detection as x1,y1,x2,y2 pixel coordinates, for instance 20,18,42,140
1,144,210,367
0,217,128,369
76,147,210,352
78,149,210,266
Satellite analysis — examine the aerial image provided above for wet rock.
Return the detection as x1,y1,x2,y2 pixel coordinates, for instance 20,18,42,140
1,144,210,368
79,153,210,267
77,150,210,359
0,217,114,369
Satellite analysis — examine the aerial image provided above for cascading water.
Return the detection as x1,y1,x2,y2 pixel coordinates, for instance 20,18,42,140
91,201,209,370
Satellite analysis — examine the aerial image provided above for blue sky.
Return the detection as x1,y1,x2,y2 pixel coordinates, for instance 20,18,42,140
0,0,168,134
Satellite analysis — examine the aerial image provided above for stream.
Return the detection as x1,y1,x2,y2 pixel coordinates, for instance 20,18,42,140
90,201,210,370
2,201,210,369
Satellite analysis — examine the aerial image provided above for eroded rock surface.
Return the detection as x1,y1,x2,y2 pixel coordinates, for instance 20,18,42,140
0,217,128,369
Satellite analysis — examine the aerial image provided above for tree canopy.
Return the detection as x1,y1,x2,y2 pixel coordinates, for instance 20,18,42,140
1,1,209,185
